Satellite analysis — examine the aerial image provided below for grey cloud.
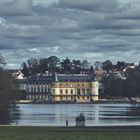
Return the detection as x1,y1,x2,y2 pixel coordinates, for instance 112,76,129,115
0,0,32,16
59,0,119,12
105,29,140,37
0,0,140,69
110,2,140,19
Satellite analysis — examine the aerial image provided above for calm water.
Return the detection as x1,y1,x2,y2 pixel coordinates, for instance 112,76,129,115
1,103,140,126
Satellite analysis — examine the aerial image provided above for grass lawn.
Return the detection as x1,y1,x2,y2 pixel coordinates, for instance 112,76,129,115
0,126,140,140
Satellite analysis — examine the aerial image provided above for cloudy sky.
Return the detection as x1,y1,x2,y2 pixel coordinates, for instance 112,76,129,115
0,0,140,69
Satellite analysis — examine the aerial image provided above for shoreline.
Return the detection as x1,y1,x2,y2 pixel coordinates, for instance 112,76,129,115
17,99,133,104
1,125,140,132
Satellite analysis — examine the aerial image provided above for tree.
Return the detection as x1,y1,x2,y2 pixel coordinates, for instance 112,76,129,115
0,55,20,111
102,60,113,72
47,56,60,74
61,57,72,74
102,75,125,98
116,61,126,71
0,71,19,111
39,58,48,73
72,59,82,74
27,58,40,75
102,65,140,98
124,68,140,97
81,60,90,73
21,62,29,77
94,61,102,70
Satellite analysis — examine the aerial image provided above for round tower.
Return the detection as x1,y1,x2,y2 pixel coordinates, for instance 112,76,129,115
91,81,99,101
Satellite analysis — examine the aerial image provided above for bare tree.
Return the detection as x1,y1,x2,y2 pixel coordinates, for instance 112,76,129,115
0,54,6,70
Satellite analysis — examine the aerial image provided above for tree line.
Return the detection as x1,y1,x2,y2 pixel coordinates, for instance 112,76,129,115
21,56,94,76
95,60,140,98
21,56,137,76
102,65,140,98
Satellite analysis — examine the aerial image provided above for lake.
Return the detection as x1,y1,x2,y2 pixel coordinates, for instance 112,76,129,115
1,103,140,126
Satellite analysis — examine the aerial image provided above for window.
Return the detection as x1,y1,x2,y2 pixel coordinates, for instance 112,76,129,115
77,89,80,95
32,85,35,93
43,84,45,93
65,89,68,94
71,89,73,94
48,88,50,93
60,89,63,94
38,85,40,93
87,89,90,95
82,89,85,95
53,89,55,94
35,85,38,93
83,84,84,87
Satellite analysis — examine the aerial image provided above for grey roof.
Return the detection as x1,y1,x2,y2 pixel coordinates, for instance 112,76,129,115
19,75,53,84
19,74,95,84
56,74,95,82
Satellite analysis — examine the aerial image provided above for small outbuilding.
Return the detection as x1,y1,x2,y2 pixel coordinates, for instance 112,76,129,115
75,113,85,127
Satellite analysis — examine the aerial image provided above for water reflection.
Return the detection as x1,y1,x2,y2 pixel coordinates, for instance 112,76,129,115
1,103,140,126
9,106,21,124
0,111,10,124
0,106,20,125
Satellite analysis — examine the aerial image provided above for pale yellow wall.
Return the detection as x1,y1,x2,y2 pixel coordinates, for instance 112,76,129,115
53,82,91,88
91,96,98,101
59,88,76,95
52,81,99,101
91,81,99,96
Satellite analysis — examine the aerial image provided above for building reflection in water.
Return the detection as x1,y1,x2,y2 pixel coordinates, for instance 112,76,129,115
1,103,140,126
